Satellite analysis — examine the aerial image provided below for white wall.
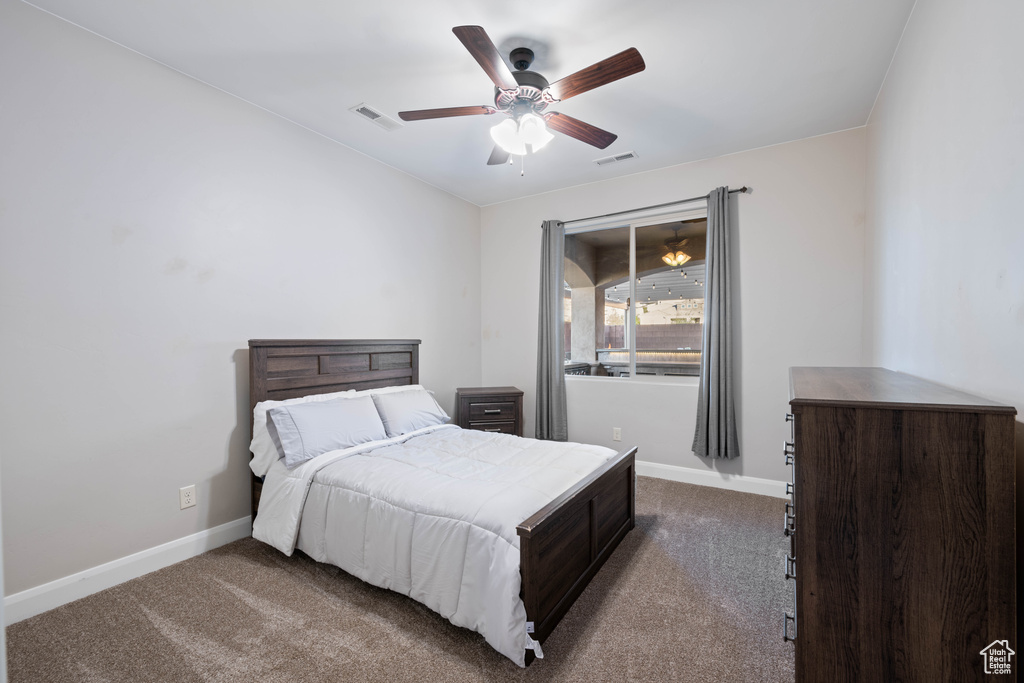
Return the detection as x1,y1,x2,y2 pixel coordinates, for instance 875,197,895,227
863,0,1024,593
480,129,867,483
0,2,481,597
864,0,1024,405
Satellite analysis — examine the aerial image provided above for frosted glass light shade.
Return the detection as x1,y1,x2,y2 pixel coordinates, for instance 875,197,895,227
490,118,526,156
491,114,554,156
518,114,554,151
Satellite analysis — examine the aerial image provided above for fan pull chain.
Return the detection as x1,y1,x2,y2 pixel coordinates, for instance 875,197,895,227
521,154,525,177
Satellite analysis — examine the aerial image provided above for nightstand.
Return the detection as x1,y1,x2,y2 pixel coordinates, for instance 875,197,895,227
455,386,524,436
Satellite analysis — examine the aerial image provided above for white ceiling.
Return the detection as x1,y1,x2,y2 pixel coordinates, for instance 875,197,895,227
25,0,915,206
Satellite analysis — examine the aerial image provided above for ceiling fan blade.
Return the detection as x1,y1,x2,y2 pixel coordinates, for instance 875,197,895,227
546,48,645,102
398,105,497,121
452,26,519,91
545,112,618,149
486,145,511,166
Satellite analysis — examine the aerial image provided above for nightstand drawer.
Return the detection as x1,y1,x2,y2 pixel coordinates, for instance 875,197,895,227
468,401,516,421
468,421,516,434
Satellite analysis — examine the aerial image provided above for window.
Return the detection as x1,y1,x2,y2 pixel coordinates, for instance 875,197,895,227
563,211,707,378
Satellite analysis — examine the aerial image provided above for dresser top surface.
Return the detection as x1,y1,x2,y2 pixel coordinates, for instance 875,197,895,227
789,367,1016,414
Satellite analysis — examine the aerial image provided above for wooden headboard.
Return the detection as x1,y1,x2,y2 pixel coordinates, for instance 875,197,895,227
247,338,421,516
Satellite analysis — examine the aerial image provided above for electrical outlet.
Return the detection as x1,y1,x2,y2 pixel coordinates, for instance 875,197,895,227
613,427,622,442
179,485,196,509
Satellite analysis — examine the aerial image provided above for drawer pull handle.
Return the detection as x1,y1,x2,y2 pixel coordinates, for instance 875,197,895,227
785,554,797,580
783,503,796,537
784,440,795,466
785,413,794,423
483,409,502,414
483,428,502,432
783,612,797,642
786,482,794,498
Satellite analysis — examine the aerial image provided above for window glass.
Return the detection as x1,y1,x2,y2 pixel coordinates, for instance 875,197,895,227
633,221,705,376
564,218,705,377
564,226,629,375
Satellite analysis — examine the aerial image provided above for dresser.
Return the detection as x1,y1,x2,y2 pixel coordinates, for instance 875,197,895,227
785,367,1016,682
455,386,524,436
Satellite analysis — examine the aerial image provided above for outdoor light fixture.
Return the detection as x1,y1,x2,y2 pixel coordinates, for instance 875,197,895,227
662,250,691,267
663,228,691,266
490,113,554,156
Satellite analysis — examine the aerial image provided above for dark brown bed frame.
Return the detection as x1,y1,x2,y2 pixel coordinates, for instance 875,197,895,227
248,339,636,665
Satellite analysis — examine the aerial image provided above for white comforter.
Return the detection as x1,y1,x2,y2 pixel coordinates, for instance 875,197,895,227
252,424,616,666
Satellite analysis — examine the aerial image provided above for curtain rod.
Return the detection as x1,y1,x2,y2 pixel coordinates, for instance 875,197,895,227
561,186,749,226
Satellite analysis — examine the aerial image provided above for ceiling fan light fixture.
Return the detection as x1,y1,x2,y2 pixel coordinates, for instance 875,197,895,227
491,114,552,156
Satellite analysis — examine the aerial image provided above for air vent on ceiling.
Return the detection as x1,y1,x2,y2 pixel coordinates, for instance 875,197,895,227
349,103,403,132
594,151,639,166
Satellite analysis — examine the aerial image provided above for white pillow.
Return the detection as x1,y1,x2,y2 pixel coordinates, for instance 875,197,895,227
249,384,427,477
249,389,354,477
267,395,386,468
371,388,450,437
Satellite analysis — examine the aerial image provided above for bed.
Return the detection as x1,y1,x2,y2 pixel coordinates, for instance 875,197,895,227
248,339,636,666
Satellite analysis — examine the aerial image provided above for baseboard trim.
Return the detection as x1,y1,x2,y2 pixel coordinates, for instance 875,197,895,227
4,516,252,625
636,460,789,498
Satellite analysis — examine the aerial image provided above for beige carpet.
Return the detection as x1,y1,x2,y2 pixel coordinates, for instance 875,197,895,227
7,477,795,682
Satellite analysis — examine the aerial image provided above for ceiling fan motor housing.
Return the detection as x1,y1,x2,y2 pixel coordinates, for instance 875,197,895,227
494,68,551,116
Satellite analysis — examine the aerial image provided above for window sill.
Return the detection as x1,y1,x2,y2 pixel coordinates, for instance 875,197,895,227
565,374,700,388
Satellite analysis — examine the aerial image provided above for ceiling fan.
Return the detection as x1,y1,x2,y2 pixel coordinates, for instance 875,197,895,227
398,26,645,165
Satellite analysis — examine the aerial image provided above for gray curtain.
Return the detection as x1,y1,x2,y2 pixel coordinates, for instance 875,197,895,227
536,219,568,441
692,187,740,459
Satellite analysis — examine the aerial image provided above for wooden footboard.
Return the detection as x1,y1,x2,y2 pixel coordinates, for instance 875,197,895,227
517,446,637,662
